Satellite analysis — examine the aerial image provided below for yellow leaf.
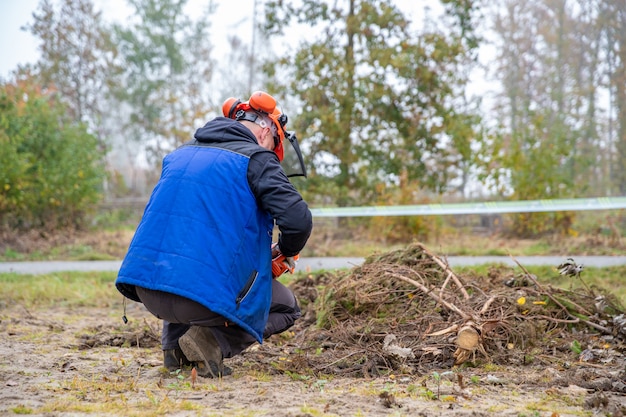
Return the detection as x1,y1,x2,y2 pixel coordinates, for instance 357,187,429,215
532,301,546,305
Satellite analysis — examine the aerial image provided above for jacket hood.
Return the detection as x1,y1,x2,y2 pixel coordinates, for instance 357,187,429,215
194,116,258,145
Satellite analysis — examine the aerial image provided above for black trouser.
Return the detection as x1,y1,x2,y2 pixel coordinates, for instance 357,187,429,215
135,280,301,358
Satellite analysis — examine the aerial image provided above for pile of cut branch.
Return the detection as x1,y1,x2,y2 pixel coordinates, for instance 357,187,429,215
287,242,625,377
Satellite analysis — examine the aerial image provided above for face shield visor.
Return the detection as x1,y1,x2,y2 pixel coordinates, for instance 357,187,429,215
280,131,307,178
267,110,306,178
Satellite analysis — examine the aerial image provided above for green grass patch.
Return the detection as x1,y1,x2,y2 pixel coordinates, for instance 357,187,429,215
1,264,624,311
0,271,119,308
523,241,554,256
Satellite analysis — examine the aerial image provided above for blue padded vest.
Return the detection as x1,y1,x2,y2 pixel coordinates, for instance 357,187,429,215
116,144,274,342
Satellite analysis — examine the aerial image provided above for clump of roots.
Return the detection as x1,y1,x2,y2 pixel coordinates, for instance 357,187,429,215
282,242,624,378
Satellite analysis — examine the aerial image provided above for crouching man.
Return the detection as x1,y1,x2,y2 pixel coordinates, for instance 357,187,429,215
115,91,312,377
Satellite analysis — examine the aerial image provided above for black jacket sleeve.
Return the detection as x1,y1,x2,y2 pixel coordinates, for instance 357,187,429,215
247,150,312,257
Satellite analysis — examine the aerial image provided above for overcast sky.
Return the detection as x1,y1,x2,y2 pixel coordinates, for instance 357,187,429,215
0,0,260,79
1,0,40,78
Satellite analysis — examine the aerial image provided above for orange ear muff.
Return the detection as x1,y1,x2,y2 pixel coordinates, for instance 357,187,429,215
222,97,242,119
248,91,277,114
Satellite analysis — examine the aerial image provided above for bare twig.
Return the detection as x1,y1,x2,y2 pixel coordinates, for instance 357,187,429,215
508,254,611,334
417,242,470,300
552,294,593,317
425,324,459,336
480,296,497,315
388,272,472,320
526,315,580,324
439,271,451,295
317,350,367,370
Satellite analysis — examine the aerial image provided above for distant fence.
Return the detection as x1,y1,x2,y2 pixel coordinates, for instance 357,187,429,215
102,196,626,217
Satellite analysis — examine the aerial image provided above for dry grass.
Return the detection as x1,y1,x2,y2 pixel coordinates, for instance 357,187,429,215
1,209,625,261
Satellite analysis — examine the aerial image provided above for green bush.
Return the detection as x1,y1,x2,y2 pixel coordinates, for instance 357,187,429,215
0,79,105,230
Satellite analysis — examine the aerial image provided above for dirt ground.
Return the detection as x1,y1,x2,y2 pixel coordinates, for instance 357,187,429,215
2,243,626,416
1,302,625,417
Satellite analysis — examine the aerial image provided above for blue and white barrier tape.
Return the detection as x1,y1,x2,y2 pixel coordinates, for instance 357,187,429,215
310,197,626,217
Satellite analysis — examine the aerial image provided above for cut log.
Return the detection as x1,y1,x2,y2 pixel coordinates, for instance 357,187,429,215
453,322,481,365
456,323,480,351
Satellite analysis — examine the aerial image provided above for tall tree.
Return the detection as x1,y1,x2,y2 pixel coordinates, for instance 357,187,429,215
263,0,482,207
486,0,616,235
601,0,626,195
26,0,117,150
112,0,214,166
489,0,598,189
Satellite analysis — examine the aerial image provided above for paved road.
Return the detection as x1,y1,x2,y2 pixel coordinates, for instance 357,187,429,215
1,256,625,274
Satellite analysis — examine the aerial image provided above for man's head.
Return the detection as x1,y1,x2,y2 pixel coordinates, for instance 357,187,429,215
239,111,277,153
222,91,288,160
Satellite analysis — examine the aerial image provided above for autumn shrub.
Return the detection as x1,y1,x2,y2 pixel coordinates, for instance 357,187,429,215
363,180,443,244
0,79,105,231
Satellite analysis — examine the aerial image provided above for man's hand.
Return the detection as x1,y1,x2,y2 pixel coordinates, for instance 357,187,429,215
283,255,297,271
271,243,299,278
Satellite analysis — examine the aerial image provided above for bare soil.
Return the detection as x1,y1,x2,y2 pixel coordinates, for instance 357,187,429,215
1,303,625,417
2,241,626,416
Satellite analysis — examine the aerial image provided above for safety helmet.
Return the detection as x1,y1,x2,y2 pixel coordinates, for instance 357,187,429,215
222,91,288,161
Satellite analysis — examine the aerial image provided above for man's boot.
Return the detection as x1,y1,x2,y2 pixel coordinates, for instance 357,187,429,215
178,326,227,378
163,347,192,371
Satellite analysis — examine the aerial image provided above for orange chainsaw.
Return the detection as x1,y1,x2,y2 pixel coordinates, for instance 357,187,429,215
271,243,299,278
